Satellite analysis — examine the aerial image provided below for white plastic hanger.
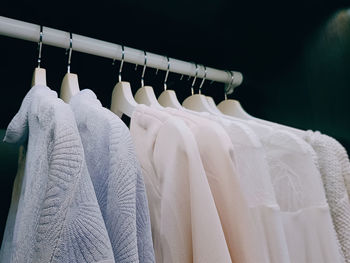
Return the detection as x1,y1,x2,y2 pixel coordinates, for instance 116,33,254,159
60,32,79,103
218,71,305,135
158,56,183,109
110,45,138,118
32,68,46,87
134,51,162,108
217,71,253,120
217,99,253,119
182,64,215,113
31,25,46,87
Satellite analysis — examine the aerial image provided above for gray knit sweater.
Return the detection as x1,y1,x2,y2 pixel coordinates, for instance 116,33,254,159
69,90,154,263
0,86,115,263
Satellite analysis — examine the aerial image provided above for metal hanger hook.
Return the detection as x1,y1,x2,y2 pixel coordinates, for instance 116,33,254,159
118,45,125,82
224,71,234,100
190,63,199,95
66,32,73,73
164,56,170,91
141,50,147,87
198,65,207,94
37,25,43,68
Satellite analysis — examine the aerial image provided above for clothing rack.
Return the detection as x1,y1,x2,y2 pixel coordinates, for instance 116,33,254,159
0,16,243,90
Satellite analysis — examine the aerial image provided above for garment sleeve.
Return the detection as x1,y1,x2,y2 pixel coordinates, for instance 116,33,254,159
193,123,268,263
153,118,232,263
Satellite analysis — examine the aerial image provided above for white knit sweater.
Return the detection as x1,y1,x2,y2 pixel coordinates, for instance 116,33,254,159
304,131,350,263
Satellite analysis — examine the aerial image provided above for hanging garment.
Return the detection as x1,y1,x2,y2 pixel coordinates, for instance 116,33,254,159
69,90,155,263
335,148,350,201
163,108,267,263
304,131,350,263
247,120,344,263
0,86,115,263
130,105,232,263
200,112,291,263
318,133,350,201
0,146,26,262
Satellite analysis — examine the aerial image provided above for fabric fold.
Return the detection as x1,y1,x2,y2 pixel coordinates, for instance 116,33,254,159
130,105,232,263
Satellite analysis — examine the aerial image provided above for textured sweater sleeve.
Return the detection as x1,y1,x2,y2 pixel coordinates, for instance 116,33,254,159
329,137,350,200
107,115,154,263
316,133,350,263
35,96,114,263
0,146,26,262
135,166,155,263
48,118,115,263
69,90,154,263
111,118,155,263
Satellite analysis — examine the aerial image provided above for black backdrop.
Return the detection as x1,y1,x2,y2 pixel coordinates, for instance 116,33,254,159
0,0,350,243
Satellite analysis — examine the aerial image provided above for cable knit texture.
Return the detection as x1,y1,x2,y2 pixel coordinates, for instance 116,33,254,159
304,130,350,263
0,86,115,263
69,90,154,263
325,134,350,201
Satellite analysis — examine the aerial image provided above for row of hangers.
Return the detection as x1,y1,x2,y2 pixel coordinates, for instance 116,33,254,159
31,26,305,136
110,48,242,119
31,27,246,118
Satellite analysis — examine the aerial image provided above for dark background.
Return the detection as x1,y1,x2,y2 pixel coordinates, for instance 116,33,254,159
1,0,350,242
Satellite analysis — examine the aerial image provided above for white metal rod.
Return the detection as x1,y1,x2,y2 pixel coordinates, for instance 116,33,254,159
0,16,243,86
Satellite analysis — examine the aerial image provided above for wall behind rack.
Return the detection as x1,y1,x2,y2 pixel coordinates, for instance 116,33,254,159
1,0,350,243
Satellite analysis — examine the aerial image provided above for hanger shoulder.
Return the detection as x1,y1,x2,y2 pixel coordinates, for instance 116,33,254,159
111,81,137,118
135,86,162,108
182,94,214,113
31,67,47,87
217,99,252,119
60,72,80,103
158,90,182,109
